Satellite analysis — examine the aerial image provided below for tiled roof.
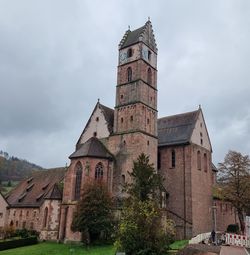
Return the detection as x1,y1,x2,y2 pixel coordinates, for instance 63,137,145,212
119,20,157,52
6,168,65,208
212,163,218,172
99,103,114,134
70,137,113,160
158,110,200,146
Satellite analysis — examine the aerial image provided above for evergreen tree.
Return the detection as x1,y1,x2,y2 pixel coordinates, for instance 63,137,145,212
116,153,175,255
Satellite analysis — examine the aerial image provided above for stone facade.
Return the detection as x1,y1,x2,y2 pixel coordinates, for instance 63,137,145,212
0,192,8,229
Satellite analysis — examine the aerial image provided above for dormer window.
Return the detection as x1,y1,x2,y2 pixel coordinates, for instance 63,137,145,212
96,117,99,122
127,48,133,58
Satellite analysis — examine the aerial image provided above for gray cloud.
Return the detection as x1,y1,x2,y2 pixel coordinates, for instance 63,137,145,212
0,0,250,167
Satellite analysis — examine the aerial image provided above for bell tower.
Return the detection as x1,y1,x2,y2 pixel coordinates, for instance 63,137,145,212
108,21,158,194
114,20,158,137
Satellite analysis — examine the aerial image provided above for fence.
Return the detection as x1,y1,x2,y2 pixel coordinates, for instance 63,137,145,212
225,233,250,248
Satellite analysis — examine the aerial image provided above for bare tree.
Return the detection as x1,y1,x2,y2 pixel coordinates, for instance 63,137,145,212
218,150,250,233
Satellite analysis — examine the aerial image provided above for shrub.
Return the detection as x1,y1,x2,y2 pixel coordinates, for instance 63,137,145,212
227,224,239,233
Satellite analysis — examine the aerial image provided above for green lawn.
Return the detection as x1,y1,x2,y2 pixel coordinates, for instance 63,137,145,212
169,240,189,250
0,242,115,255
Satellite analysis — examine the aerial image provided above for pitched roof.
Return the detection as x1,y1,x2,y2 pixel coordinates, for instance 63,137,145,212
76,101,114,146
99,103,114,134
158,110,200,147
70,137,113,160
119,20,157,52
6,168,65,208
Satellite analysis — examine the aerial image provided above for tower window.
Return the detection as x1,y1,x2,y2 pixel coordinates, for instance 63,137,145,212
93,132,97,137
147,68,152,85
120,94,124,99
130,115,133,122
96,117,99,122
201,138,203,145
171,150,176,168
147,118,150,124
121,117,124,123
74,162,83,200
127,48,133,58
127,67,132,82
147,140,149,145
148,50,151,61
197,151,201,170
95,162,104,180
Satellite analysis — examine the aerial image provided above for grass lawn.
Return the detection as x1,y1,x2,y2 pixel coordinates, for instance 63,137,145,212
169,240,189,250
0,242,115,255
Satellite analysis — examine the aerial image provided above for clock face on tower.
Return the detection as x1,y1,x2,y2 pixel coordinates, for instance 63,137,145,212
142,49,148,61
119,52,127,64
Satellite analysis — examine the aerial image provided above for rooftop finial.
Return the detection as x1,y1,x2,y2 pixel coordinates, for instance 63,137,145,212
199,104,201,109
98,98,100,103
128,25,130,30
148,16,150,21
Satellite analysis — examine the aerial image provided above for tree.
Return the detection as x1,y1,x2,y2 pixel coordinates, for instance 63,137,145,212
126,153,163,201
218,150,250,233
116,153,175,255
71,180,114,244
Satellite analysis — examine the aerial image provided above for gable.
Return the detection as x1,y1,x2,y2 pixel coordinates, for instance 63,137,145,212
190,110,212,151
77,103,114,146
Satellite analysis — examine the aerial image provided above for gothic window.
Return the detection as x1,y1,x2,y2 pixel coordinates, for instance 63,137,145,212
127,67,132,82
127,48,133,58
43,207,48,228
171,150,176,168
204,153,207,172
197,151,201,170
147,68,152,85
130,115,133,122
95,162,104,180
121,117,124,123
74,162,83,200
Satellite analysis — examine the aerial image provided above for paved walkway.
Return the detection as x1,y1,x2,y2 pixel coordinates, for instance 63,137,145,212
220,246,248,255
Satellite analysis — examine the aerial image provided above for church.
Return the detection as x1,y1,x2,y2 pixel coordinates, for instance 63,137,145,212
1,20,238,242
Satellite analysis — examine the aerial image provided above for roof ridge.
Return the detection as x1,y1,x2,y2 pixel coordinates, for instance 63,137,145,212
158,109,199,121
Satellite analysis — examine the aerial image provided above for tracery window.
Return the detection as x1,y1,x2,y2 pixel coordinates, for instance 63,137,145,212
127,48,133,58
95,162,104,180
74,162,83,200
127,67,132,82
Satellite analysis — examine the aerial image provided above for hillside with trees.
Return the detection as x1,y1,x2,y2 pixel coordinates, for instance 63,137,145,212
0,150,43,182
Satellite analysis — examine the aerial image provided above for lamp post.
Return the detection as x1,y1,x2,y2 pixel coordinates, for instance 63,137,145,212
212,205,217,245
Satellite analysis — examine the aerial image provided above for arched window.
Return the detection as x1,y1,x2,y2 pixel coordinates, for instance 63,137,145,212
171,150,176,168
147,68,152,85
127,48,133,58
95,162,104,180
43,207,48,228
197,151,201,170
127,67,132,82
203,153,207,172
74,162,83,200
121,174,125,186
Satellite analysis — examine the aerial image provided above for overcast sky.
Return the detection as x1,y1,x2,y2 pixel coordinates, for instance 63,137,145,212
0,0,250,168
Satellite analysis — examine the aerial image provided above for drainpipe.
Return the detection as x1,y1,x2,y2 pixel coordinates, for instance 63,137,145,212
183,146,186,239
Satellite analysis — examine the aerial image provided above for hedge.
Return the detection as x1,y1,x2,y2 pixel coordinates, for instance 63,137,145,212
0,236,37,251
